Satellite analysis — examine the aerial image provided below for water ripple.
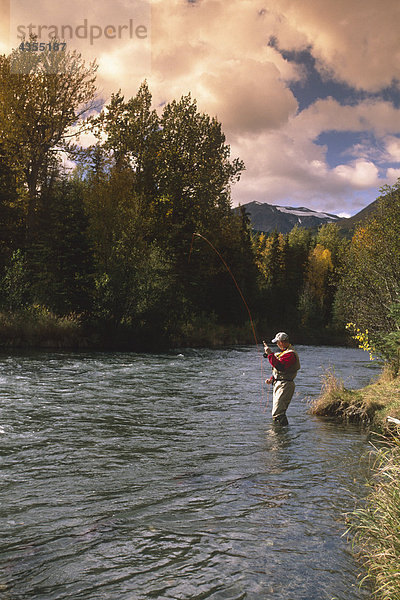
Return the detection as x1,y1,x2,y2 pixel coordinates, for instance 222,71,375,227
0,346,376,599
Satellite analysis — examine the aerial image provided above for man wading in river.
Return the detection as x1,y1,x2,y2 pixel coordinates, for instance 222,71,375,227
263,332,300,426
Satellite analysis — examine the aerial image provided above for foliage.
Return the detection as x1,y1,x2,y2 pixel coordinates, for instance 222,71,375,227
0,54,396,350
0,144,24,264
1,249,31,311
253,222,346,340
335,182,400,372
86,83,249,335
349,438,400,600
0,43,97,238
346,322,378,360
0,305,84,348
92,82,159,192
28,179,94,314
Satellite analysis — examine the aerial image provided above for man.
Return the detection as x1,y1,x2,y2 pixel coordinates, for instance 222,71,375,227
263,332,300,426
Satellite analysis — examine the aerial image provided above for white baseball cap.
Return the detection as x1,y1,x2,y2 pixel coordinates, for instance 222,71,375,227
271,332,289,343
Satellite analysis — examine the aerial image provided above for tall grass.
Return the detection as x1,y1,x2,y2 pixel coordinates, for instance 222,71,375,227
309,368,398,426
311,368,400,598
309,368,368,423
349,437,400,600
172,313,257,348
0,306,85,348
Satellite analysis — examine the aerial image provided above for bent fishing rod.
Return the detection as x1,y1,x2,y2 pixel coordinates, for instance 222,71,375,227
189,232,266,353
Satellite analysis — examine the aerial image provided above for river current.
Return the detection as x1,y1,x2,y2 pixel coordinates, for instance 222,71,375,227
0,346,378,600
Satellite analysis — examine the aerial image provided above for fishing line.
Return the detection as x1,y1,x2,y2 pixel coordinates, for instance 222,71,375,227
189,232,267,409
264,383,270,413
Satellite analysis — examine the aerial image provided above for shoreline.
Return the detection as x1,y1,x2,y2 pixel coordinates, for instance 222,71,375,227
309,368,400,432
0,309,350,352
311,369,400,600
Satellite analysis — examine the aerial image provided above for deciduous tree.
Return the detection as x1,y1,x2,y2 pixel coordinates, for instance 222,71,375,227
0,44,97,238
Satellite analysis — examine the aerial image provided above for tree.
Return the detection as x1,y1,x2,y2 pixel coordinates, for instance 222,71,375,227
91,84,246,327
253,230,290,328
29,179,94,314
0,143,24,267
188,208,258,325
1,249,31,311
334,181,400,367
93,82,159,195
307,245,333,301
254,230,285,287
0,44,97,238
316,222,346,267
157,93,244,233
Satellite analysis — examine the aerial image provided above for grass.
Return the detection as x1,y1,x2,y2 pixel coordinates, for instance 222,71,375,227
0,308,260,350
311,368,400,600
348,438,400,600
172,313,257,348
309,367,400,430
0,306,87,349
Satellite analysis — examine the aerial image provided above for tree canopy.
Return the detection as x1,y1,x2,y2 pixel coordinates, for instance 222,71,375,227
0,43,399,358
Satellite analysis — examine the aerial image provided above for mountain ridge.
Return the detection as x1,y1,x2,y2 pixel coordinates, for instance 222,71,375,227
236,200,378,235
236,201,340,233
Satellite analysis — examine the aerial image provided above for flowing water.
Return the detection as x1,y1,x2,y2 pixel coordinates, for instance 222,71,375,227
0,346,379,600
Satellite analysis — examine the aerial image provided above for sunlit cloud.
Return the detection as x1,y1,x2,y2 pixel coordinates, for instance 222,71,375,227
1,0,400,215
386,167,400,183
385,136,400,163
334,160,380,189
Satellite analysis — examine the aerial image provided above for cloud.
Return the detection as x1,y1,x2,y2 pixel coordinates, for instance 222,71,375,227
385,136,400,162
386,167,400,183
196,59,297,133
269,0,400,92
2,0,400,216
149,0,301,133
229,103,388,212
5,0,151,84
291,97,400,139
333,160,380,188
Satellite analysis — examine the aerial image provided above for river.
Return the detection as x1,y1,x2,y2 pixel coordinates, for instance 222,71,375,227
0,346,379,600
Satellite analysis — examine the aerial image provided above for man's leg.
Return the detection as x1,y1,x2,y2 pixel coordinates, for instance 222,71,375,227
272,381,295,425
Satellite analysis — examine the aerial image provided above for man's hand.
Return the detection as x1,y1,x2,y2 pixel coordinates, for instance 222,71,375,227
265,376,274,384
263,342,273,355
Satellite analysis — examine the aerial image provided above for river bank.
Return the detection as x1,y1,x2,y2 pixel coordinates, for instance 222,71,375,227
349,437,400,600
311,369,400,600
0,309,256,350
310,367,400,431
0,308,349,351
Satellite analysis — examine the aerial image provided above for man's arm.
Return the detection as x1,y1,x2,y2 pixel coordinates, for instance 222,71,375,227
268,351,296,370
263,342,296,371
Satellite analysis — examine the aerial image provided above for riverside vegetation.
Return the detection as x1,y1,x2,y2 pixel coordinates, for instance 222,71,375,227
311,368,400,600
309,185,400,600
1,41,400,600
3,41,398,351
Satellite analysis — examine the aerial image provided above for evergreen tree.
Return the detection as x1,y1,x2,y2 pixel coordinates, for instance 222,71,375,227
0,144,24,268
29,179,94,314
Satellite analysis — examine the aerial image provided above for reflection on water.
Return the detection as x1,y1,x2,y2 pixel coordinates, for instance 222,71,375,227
0,346,376,599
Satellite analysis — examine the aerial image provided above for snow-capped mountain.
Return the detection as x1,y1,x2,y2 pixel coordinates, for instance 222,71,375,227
236,201,339,234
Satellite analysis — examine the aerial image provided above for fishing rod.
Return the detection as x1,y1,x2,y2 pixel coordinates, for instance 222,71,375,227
189,232,267,408
189,233,260,348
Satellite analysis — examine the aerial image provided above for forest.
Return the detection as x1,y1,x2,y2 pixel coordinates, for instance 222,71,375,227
0,44,399,371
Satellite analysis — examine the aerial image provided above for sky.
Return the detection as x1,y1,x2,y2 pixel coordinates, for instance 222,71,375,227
2,0,400,216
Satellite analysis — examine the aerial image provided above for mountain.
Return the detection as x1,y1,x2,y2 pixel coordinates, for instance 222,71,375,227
236,201,340,234
336,199,379,235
